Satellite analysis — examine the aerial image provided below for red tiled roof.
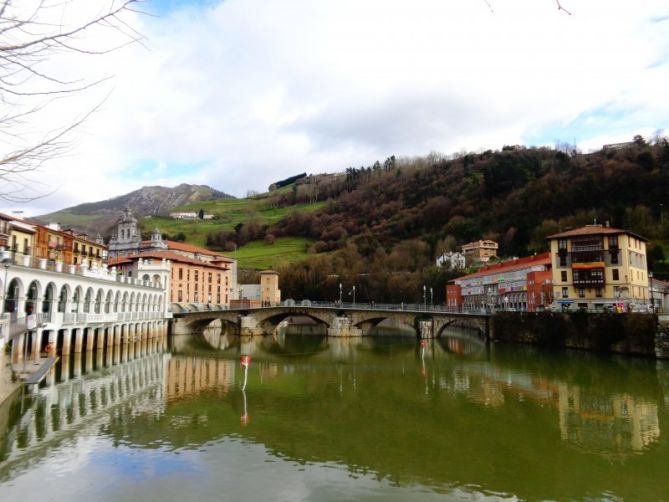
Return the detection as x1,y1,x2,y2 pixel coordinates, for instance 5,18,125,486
138,239,234,262
547,225,648,241
109,251,229,270
166,240,223,256
454,252,551,281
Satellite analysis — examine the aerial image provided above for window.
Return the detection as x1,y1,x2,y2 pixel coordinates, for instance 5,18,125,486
562,287,568,298
178,268,183,280
612,269,619,281
208,272,212,283
194,271,199,282
558,239,567,250
561,271,567,282
559,255,567,267
578,288,585,298
608,235,618,248
178,290,183,302
610,251,619,265
596,288,603,298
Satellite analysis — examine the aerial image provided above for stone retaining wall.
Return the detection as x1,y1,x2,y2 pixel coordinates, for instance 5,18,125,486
491,312,658,357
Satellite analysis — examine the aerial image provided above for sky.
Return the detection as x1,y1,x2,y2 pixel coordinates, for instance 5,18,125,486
2,0,668,216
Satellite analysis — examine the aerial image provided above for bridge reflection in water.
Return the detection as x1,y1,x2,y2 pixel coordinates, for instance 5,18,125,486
173,326,663,461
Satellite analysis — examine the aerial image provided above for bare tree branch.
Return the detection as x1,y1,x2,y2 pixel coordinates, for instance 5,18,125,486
0,0,144,203
555,0,572,15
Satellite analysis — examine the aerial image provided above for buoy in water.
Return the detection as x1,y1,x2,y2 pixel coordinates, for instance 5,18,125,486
240,355,251,367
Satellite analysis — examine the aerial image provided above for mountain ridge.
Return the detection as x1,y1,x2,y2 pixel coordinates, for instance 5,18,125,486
36,183,233,235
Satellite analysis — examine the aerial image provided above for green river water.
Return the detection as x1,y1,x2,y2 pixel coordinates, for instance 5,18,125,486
0,328,668,501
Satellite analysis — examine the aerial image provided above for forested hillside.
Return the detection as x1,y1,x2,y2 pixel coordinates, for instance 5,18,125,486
150,137,669,303
265,138,669,302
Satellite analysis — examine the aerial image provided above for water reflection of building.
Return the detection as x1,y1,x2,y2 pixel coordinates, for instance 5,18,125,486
435,348,661,457
166,356,236,401
557,383,660,456
0,353,169,465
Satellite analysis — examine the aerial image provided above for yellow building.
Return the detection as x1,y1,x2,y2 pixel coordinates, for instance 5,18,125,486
0,213,36,256
548,225,649,311
260,270,281,306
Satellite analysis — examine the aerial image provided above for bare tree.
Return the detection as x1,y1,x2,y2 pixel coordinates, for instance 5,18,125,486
0,0,143,203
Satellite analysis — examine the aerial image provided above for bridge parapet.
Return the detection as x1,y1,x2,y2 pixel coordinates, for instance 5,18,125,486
171,304,491,339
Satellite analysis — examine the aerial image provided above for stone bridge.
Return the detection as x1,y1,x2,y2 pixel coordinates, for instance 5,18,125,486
170,304,492,340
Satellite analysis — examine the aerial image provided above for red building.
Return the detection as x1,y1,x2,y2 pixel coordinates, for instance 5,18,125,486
526,270,553,312
446,252,552,312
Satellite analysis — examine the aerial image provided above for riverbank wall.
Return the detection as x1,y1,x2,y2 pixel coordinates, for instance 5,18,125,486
491,312,662,357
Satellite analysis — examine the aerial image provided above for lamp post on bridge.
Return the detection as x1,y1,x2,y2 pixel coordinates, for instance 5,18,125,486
430,287,433,310
352,285,356,306
339,283,343,307
423,285,427,311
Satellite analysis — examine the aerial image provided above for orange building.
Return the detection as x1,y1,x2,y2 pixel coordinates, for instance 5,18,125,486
33,223,106,268
110,250,232,306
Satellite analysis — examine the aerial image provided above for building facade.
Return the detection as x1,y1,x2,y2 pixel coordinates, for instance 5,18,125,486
110,251,232,306
547,225,649,311
260,270,281,306
106,209,238,304
436,251,466,270
447,253,552,312
461,240,498,263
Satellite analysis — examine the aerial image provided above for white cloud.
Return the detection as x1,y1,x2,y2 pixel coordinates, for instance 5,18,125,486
2,0,668,215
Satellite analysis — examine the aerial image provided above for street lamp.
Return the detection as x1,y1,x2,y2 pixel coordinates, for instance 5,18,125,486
430,287,433,310
423,285,427,310
352,285,356,305
339,282,343,306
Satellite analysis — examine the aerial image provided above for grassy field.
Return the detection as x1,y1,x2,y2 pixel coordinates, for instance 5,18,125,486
225,237,314,269
140,195,325,248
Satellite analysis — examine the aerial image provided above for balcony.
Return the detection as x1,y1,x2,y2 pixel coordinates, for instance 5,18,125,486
570,250,604,263
571,243,603,253
573,278,605,287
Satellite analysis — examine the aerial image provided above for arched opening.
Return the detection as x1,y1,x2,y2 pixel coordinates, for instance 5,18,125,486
25,280,40,315
114,291,120,313
83,288,93,313
129,292,135,312
142,274,150,285
94,289,104,314
42,282,57,314
105,290,113,313
4,278,21,313
72,287,82,313
122,292,128,312
152,274,161,287
57,285,69,313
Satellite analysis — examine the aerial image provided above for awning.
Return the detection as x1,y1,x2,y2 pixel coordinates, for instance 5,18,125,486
572,262,605,270
557,300,574,304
